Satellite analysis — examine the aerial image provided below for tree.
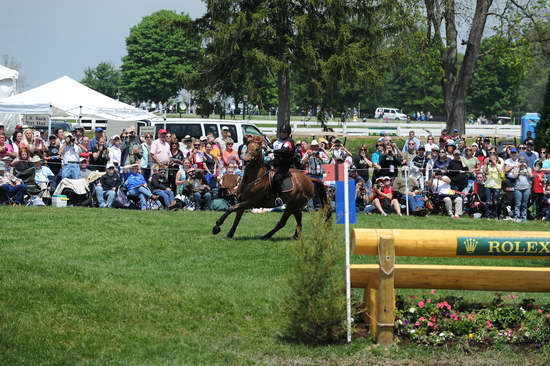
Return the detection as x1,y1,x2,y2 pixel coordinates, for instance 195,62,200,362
424,0,549,133
121,10,202,103
467,36,533,119
535,71,550,150
81,62,122,99
198,0,416,132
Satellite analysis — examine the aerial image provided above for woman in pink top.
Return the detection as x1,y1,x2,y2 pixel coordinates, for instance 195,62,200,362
0,134,15,159
222,139,240,168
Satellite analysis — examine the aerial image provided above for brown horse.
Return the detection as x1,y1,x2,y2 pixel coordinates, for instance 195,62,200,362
212,135,329,240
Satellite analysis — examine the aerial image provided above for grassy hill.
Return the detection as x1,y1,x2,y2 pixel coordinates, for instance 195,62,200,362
1,207,549,365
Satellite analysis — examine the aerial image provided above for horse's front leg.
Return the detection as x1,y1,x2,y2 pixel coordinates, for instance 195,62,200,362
212,206,236,235
226,208,245,238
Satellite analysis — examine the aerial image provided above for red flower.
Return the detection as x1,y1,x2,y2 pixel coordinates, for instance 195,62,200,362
417,301,425,308
430,289,437,295
487,320,493,328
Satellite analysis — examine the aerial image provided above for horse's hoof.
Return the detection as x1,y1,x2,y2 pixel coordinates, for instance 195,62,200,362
227,232,234,239
260,234,271,241
212,226,221,235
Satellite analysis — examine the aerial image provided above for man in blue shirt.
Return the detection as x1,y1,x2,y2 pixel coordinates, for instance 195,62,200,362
401,130,420,152
88,128,104,151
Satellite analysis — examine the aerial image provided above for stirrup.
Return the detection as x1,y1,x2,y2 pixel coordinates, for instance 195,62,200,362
275,197,284,207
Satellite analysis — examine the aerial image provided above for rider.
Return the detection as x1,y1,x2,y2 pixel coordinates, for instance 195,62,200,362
272,123,295,206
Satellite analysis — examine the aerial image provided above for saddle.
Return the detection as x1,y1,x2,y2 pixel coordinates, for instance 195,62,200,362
268,169,297,193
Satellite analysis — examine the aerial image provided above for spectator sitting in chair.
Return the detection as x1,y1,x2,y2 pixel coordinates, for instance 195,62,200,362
392,168,427,216
189,168,212,210
0,161,27,205
79,157,93,180
95,162,121,208
124,164,154,210
31,155,54,190
150,165,176,209
429,170,462,218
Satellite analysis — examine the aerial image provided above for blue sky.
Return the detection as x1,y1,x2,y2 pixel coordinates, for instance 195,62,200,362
1,0,206,90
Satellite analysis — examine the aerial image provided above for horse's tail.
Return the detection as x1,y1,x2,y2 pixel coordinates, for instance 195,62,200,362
311,178,332,221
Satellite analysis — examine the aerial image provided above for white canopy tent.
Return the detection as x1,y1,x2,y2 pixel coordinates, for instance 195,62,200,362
0,65,19,128
0,76,155,133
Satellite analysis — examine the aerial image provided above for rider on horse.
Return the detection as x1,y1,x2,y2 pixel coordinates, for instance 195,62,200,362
272,123,295,205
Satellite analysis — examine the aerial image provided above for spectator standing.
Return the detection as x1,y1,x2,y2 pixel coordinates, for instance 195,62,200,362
352,144,373,185
402,140,417,166
519,141,539,168
0,134,14,159
512,156,532,222
532,161,546,219
482,154,503,218
88,128,104,151
45,135,62,176
150,129,171,167
122,127,143,166
108,135,122,168
215,127,232,152
379,145,401,179
401,130,420,152
89,137,109,172
222,139,240,168
59,132,86,179
140,133,154,182
423,135,438,153
447,151,469,192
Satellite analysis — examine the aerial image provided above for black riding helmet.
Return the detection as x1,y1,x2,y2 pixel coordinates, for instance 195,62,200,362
278,123,292,137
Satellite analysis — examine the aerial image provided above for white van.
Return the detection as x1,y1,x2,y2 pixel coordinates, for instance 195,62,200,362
150,119,268,149
374,107,408,120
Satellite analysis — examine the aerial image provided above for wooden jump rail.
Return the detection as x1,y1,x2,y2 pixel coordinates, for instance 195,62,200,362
350,229,550,346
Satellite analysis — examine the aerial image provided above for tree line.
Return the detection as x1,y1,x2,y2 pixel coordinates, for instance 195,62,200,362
81,1,550,133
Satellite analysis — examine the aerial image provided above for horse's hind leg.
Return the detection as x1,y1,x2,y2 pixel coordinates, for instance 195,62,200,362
212,207,234,235
227,209,244,239
292,210,302,240
261,211,292,240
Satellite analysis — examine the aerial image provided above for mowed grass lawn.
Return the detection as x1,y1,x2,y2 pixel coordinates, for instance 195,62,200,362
1,207,550,366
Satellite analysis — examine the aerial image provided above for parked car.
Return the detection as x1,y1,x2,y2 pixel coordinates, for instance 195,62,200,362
150,119,269,149
374,107,408,120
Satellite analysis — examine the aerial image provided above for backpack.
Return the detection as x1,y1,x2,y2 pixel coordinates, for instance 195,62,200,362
211,198,230,211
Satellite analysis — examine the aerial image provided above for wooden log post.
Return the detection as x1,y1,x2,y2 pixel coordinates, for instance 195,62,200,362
376,235,395,346
363,282,377,338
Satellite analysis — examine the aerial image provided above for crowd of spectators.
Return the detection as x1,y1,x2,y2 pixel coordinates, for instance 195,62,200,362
1,123,549,221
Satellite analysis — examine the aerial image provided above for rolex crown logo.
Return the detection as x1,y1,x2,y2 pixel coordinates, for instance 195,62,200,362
464,238,478,254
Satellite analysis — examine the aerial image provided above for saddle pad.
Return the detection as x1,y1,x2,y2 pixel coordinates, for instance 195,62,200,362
281,175,294,192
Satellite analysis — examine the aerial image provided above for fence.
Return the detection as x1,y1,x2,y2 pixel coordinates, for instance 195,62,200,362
350,228,550,346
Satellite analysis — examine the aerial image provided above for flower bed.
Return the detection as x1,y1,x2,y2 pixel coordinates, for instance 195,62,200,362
394,291,550,346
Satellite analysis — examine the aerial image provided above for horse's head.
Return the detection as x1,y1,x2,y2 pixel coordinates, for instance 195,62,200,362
243,135,264,165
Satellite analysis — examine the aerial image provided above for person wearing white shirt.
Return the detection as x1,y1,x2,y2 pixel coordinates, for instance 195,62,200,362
108,135,123,168
59,132,85,179
423,135,438,153
31,156,54,185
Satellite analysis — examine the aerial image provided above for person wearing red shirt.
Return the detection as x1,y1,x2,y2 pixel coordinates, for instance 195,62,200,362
532,161,546,219
371,176,401,216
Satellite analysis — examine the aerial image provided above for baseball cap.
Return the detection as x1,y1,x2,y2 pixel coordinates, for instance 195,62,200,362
452,129,459,133
112,134,120,140
158,129,167,134
79,157,88,163
383,176,391,180
106,162,115,169
95,127,103,133
199,136,207,141
310,139,319,146
510,148,518,153
222,126,230,131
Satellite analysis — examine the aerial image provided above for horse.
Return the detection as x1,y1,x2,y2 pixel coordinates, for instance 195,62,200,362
212,135,330,240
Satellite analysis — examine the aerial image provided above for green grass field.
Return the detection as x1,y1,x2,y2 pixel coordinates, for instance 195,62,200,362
1,207,550,365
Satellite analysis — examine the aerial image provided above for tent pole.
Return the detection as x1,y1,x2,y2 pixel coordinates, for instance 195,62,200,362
48,105,52,137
